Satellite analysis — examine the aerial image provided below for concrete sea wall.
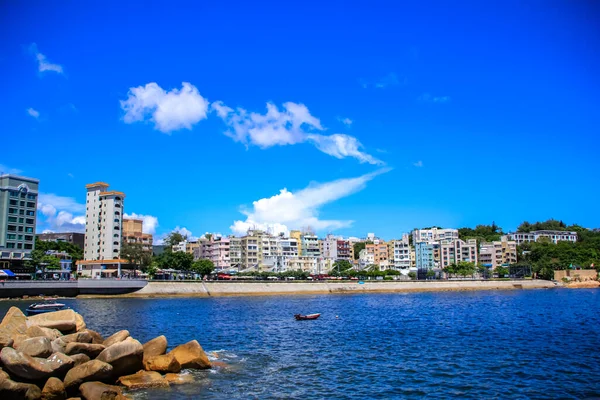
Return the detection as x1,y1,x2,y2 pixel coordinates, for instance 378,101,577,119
119,279,557,298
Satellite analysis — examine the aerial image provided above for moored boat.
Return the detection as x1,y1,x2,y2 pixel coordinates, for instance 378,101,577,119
26,301,69,316
294,313,321,320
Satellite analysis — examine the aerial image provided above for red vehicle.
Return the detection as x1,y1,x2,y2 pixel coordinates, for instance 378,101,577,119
216,273,232,280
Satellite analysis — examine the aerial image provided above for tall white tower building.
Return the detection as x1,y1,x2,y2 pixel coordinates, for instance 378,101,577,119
84,182,125,261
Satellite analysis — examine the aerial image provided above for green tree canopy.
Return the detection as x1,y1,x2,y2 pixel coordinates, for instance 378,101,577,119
353,242,365,260
458,223,503,242
192,259,215,278
164,232,187,249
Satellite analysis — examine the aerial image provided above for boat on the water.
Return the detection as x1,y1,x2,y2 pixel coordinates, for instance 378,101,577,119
294,313,321,320
26,301,69,316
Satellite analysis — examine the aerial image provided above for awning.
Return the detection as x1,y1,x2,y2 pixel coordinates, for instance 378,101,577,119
0,269,16,277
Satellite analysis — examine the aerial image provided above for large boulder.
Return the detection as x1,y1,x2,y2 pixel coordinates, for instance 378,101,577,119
63,360,113,393
60,332,92,344
0,371,42,400
102,331,129,348
41,377,66,400
51,338,67,354
74,314,86,332
65,343,105,359
26,326,63,341
0,307,28,337
16,337,53,358
116,370,169,390
168,340,211,369
143,353,181,373
69,353,90,367
0,331,14,350
84,330,104,345
0,347,53,380
142,335,167,361
96,337,143,378
164,373,194,386
79,382,127,400
27,310,83,333
43,352,76,378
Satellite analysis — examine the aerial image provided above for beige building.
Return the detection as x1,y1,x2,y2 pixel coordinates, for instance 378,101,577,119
290,230,302,256
366,241,388,267
387,234,412,270
123,218,153,254
229,236,242,269
479,238,517,269
412,228,459,244
439,239,478,269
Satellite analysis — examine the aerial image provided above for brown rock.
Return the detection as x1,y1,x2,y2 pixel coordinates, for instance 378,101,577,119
69,353,91,367
116,370,169,390
27,326,63,341
169,340,211,369
63,360,113,392
79,382,126,400
74,314,86,332
0,346,53,380
142,335,167,360
96,337,143,378
0,374,42,400
0,307,28,337
85,330,104,345
43,352,76,378
51,338,67,354
0,331,14,350
102,331,129,348
66,398,81,400
16,337,53,358
164,373,194,385
65,343,105,359
61,332,92,344
12,333,29,348
27,310,83,333
41,377,66,400
143,353,181,373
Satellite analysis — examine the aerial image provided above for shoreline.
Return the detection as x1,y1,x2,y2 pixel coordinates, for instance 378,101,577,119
77,279,558,299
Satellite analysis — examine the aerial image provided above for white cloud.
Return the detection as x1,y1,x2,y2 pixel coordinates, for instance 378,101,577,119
27,108,40,119
29,43,63,74
0,164,23,174
418,93,451,104
413,160,423,167
212,100,382,165
338,117,352,126
37,193,85,232
120,82,209,133
230,169,390,236
361,73,404,89
124,213,159,235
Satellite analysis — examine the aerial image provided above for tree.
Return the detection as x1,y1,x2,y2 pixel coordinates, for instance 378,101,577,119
154,251,193,271
426,270,436,279
331,260,353,276
121,242,144,266
34,238,83,270
496,266,509,278
408,271,417,280
164,232,187,249
353,243,365,260
192,259,215,278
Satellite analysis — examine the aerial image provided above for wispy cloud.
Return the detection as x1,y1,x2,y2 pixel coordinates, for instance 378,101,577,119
67,173,74,178
231,169,391,236
418,93,451,104
337,116,352,126
360,73,405,89
27,108,40,119
213,100,383,165
0,164,23,175
413,160,423,167
29,43,64,74
120,82,210,133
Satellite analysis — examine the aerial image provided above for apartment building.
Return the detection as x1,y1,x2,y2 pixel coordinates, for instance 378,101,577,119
301,234,321,257
279,237,299,257
229,236,242,269
358,248,375,270
79,182,126,277
412,228,459,244
290,230,302,255
37,232,85,250
122,218,153,254
388,234,412,270
195,236,230,271
503,230,578,245
366,241,389,267
320,234,338,259
336,239,353,261
415,242,435,271
186,240,200,256
439,239,478,269
479,238,517,269
0,174,39,270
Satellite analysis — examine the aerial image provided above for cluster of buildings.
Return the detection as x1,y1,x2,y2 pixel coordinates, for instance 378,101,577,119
0,173,582,278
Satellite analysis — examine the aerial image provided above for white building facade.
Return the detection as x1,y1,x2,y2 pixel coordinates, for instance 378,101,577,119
83,183,125,261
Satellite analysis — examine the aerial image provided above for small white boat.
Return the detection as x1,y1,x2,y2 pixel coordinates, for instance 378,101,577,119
26,301,69,316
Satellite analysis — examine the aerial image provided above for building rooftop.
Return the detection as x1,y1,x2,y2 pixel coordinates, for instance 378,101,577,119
0,173,40,183
85,182,110,188
99,191,126,198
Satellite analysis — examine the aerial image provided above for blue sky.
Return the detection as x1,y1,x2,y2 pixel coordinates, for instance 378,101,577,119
1,1,599,240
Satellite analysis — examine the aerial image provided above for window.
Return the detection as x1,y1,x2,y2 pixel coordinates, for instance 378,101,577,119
113,241,119,245
26,211,34,216
9,191,18,197
17,235,23,240
25,235,33,241
19,210,25,215
26,202,35,208
17,243,22,249
114,234,119,237
6,234,16,240
8,217,17,223
18,217,25,223
6,243,15,248
8,208,16,214
27,194,36,200
115,204,121,208
26,218,34,225
24,244,32,250
9,199,18,206
20,193,26,198
7,225,16,232
20,201,25,206
115,211,120,216
25,227,33,233
18,227,24,232
114,218,119,223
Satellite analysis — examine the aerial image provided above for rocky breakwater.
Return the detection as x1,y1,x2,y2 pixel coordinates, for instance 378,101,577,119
0,307,212,399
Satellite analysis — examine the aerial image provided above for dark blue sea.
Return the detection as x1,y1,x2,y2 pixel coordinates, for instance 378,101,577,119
3,289,600,399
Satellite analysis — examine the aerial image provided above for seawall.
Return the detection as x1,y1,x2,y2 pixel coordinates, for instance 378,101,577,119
106,279,557,298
